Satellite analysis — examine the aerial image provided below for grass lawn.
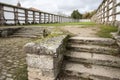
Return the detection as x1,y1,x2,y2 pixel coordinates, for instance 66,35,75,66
27,22,96,27
0,22,96,27
96,25,118,38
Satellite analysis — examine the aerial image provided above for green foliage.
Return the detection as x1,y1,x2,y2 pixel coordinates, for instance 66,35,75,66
96,25,118,38
82,10,96,19
71,9,96,19
14,64,28,80
71,10,82,19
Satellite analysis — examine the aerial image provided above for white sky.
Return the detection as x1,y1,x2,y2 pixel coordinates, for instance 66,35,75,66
0,0,103,16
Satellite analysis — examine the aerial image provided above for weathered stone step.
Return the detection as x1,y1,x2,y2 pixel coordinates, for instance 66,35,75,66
65,51,120,68
59,73,117,80
14,32,43,35
12,35,38,38
69,37,116,46
67,44,119,55
63,62,120,80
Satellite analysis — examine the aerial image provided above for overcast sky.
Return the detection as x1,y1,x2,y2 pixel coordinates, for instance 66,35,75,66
0,0,103,16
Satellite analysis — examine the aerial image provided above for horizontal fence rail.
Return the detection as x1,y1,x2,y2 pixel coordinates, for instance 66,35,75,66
0,2,78,26
91,0,120,26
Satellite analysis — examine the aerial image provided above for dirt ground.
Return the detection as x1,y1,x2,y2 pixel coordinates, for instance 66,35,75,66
60,25,99,37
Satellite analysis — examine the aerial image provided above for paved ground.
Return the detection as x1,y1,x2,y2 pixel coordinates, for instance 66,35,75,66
0,38,32,80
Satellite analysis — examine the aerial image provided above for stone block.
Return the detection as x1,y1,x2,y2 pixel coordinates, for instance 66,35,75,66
28,67,55,80
24,35,68,80
27,54,53,69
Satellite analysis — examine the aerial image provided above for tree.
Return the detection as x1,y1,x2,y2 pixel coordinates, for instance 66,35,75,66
82,12,90,19
82,10,96,19
71,10,82,19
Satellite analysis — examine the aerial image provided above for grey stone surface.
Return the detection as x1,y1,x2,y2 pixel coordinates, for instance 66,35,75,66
65,51,120,67
69,37,116,46
27,54,54,69
24,35,67,56
67,44,119,55
0,27,23,37
61,36,120,80
63,62,120,79
12,27,51,38
25,35,68,80
0,37,32,80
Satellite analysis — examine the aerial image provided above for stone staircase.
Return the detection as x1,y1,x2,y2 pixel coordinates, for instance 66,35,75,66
12,27,50,38
59,37,120,80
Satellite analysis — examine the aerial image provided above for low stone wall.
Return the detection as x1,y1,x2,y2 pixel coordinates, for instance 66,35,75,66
0,27,23,37
24,35,68,80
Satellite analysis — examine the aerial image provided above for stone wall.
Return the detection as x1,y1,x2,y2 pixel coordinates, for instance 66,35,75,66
0,27,23,37
24,35,68,80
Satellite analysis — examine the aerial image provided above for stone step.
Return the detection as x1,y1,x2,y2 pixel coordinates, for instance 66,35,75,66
14,32,43,35
69,37,116,46
65,51,120,68
63,62,120,80
11,35,38,38
13,33,43,36
59,73,117,80
67,44,119,55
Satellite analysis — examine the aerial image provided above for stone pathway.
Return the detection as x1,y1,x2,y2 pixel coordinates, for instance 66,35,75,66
0,26,58,80
0,38,32,80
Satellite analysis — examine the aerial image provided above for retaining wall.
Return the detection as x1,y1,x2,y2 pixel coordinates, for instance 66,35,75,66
0,27,23,37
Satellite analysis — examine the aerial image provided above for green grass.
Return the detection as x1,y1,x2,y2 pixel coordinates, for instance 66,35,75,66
0,22,96,28
26,22,96,27
14,64,28,80
96,25,118,38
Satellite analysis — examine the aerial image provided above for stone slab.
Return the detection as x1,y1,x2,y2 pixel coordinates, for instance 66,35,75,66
65,51,120,67
64,62,120,79
27,54,54,69
67,44,119,55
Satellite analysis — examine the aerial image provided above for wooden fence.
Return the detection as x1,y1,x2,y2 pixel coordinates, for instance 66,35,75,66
91,0,120,26
0,2,78,26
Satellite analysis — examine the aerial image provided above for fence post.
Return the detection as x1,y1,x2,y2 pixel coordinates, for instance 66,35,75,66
39,12,41,24
48,14,50,23
14,8,19,25
33,11,35,24
25,10,28,24
51,14,53,23
106,0,109,23
0,4,4,25
44,13,46,23
54,15,56,23
112,0,116,22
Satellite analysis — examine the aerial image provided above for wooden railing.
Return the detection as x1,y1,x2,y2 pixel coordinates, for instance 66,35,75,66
91,0,120,26
0,2,78,26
